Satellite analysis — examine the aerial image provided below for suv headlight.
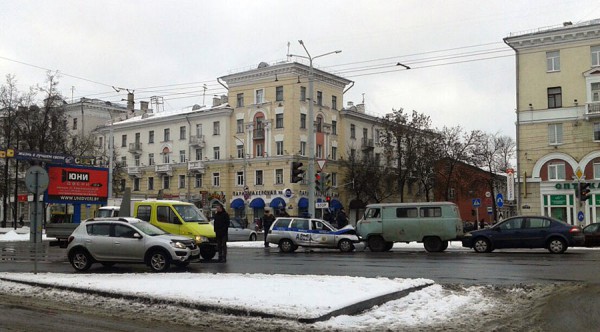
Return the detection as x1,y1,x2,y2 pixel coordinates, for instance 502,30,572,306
171,241,187,249
195,235,209,243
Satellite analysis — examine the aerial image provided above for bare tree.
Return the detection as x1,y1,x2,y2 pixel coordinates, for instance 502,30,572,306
341,148,398,205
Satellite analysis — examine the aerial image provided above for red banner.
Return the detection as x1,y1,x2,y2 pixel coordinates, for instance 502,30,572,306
46,165,109,203
18,194,28,202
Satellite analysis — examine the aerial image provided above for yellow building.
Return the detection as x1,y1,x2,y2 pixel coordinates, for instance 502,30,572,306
505,19,600,225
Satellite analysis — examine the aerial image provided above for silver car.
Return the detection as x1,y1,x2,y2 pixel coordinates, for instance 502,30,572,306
266,217,362,253
228,218,258,241
66,217,200,272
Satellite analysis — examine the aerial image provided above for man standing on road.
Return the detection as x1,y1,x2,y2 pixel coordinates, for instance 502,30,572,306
336,208,348,229
213,203,230,263
261,208,275,247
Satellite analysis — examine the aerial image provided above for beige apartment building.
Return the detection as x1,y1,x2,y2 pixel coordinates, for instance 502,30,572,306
505,19,600,225
93,60,387,223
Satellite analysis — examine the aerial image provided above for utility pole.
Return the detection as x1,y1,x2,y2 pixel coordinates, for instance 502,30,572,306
295,40,341,217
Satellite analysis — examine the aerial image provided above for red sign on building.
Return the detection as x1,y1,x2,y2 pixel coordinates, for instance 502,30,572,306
46,165,109,203
18,194,28,202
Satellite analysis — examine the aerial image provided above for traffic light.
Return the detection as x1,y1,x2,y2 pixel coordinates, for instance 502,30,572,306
325,195,331,203
290,161,305,183
580,182,591,202
315,172,322,193
574,183,580,200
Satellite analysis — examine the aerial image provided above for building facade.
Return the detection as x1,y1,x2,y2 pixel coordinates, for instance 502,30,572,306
505,19,600,225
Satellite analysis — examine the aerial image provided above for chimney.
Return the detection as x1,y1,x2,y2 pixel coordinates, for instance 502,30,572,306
220,94,228,105
213,96,221,107
356,103,365,113
127,92,135,112
140,101,149,113
347,101,354,107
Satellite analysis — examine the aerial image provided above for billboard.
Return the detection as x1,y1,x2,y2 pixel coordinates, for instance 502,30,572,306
45,165,109,204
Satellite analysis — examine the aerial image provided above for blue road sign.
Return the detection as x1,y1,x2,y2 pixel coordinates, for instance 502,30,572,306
472,198,481,207
496,193,504,208
578,211,585,222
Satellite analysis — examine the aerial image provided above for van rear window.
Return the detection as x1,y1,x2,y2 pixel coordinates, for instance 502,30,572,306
420,207,442,217
396,208,418,218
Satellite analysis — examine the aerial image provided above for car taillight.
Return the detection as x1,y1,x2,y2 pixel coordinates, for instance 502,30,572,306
569,227,581,234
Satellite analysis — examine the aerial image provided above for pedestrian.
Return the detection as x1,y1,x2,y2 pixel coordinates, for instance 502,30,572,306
261,208,275,247
479,219,485,229
323,210,333,224
213,203,230,263
336,208,348,229
18,214,24,227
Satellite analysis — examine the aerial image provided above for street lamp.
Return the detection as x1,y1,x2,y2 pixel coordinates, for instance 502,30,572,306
292,40,341,217
234,136,249,222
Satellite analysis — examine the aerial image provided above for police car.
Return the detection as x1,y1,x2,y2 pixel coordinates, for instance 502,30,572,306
265,217,363,253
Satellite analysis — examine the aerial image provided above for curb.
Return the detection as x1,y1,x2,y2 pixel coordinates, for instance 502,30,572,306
0,277,433,323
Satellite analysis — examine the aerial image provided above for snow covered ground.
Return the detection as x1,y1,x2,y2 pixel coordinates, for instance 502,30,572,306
0,227,593,330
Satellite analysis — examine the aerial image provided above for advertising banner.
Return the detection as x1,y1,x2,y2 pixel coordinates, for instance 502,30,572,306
45,165,109,204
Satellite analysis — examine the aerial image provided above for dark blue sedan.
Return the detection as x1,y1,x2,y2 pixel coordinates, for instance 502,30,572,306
462,216,584,254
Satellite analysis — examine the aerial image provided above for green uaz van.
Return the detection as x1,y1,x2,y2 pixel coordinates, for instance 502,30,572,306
356,202,463,252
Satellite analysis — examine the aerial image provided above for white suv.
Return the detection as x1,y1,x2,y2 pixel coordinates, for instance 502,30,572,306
66,217,200,272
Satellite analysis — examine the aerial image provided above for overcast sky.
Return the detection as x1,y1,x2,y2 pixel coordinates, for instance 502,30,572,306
2,0,600,138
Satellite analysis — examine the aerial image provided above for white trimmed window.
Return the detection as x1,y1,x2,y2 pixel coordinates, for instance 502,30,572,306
275,169,283,185
592,46,600,67
546,51,560,72
594,163,600,179
548,163,565,180
548,123,563,145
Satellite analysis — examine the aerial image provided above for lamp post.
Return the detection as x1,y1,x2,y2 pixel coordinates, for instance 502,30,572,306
234,136,248,222
107,112,114,199
294,40,341,217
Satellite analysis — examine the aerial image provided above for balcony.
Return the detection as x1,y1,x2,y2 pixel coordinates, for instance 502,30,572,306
361,138,374,150
155,163,172,175
187,160,205,173
127,166,142,177
586,102,600,118
128,142,143,154
253,128,265,140
189,135,205,147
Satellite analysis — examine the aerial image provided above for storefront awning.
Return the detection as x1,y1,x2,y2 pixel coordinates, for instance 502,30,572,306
230,198,245,209
298,197,308,208
269,197,286,209
249,198,265,208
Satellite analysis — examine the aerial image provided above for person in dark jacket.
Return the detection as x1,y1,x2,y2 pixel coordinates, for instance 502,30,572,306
261,208,276,247
213,203,230,263
336,208,348,229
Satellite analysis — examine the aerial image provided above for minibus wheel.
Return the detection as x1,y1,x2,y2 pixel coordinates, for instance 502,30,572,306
368,236,386,252
423,236,444,252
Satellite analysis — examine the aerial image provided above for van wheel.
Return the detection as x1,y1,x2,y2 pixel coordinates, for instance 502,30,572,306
147,249,171,272
279,239,295,253
338,239,354,253
368,236,386,252
440,241,449,251
423,237,444,252
200,245,216,260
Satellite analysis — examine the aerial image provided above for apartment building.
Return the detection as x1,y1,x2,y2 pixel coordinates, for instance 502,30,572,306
505,19,600,225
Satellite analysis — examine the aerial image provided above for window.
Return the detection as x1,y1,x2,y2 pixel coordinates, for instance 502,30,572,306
548,163,566,180
396,208,418,218
237,93,244,107
300,114,306,129
179,150,186,163
548,123,563,145
300,141,306,156
350,149,356,159
236,171,244,186
300,86,306,101
420,207,442,217
331,147,337,160
195,148,203,160
121,135,127,147
449,188,455,199
594,123,600,141
179,126,186,140
195,174,202,188
546,51,560,72
148,177,154,190
527,217,550,229
595,163,600,179
316,144,323,158
499,218,523,230
255,89,264,104
133,178,140,191
276,141,283,155
213,121,220,135
237,119,244,133
548,87,562,108
255,170,263,185
331,172,337,187
162,152,170,164
276,86,283,101
291,218,309,230
121,156,127,166
163,176,170,189
213,173,220,187
275,169,283,184
592,46,600,67
332,120,337,135
213,147,220,160
317,91,323,106
87,223,111,237
134,155,140,166
592,82,600,102
73,118,77,130
195,124,202,136
179,175,186,189
331,96,338,110
149,130,154,144
237,145,244,158
275,113,283,128
98,137,103,149
350,124,356,138
163,128,170,142
316,116,322,132
256,143,263,157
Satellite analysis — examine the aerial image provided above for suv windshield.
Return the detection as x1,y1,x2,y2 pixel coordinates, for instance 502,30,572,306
131,221,168,236
173,204,209,223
